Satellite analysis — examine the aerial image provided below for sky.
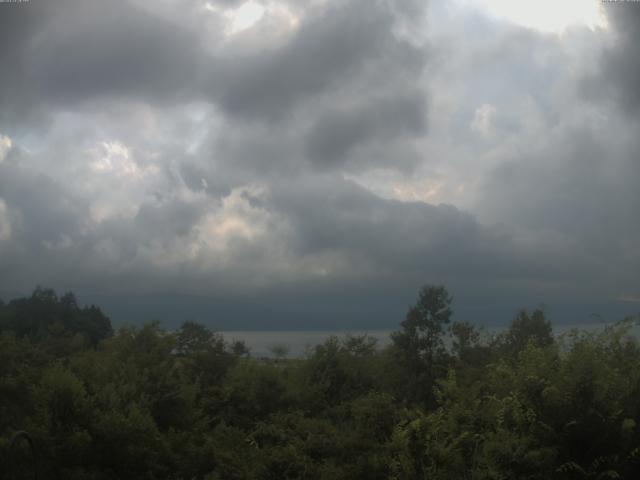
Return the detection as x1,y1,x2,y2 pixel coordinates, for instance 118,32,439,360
0,0,638,329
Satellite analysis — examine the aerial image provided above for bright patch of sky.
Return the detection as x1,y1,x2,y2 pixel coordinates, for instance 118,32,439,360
225,1,266,34
455,0,608,33
0,199,11,241
471,104,497,137
0,134,11,163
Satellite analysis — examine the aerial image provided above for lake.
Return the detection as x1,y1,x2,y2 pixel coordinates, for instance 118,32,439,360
221,321,636,357
221,330,395,357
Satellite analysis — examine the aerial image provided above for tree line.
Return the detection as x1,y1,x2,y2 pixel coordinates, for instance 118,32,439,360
1,285,639,479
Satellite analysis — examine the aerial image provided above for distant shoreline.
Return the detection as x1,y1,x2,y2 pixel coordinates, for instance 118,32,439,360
220,321,639,357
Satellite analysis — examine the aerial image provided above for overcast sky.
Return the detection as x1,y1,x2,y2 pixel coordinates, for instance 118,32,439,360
0,0,638,328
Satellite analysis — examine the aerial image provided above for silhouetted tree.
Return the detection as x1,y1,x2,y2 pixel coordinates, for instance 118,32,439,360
0,287,112,347
175,320,222,355
496,308,554,358
391,285,453,406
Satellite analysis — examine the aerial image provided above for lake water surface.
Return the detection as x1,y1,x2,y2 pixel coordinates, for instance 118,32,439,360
222,321,636,357
221,330,394,357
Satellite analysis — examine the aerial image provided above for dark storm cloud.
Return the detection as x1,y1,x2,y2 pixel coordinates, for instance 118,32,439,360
1,0,637,327
213,0,426,120
0,0,425,116
478,118,640,296
0,0,208,128
135,200,206,238
28,1,203,103
179,161,231,197
266,174,616,296
0,0,49,126
305,93,427,167
420,5,640,305
268,176,512,277
1,0,427,144
0,151,101,293
586,3,640,115
483,9,640,257
0,152,87,248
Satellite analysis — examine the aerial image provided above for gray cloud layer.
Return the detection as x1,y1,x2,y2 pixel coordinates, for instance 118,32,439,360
0,0,638,327
588,3,640,115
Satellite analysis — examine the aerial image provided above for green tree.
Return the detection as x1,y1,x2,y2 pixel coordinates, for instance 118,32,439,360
0,287,112,347
391,285,453,406
496,308,554,358
176,320,223,355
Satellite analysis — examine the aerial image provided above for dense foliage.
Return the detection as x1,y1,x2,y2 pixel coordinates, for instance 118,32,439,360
1,286,640,479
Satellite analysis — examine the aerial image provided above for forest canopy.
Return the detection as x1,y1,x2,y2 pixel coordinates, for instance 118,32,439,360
1,285,640,479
